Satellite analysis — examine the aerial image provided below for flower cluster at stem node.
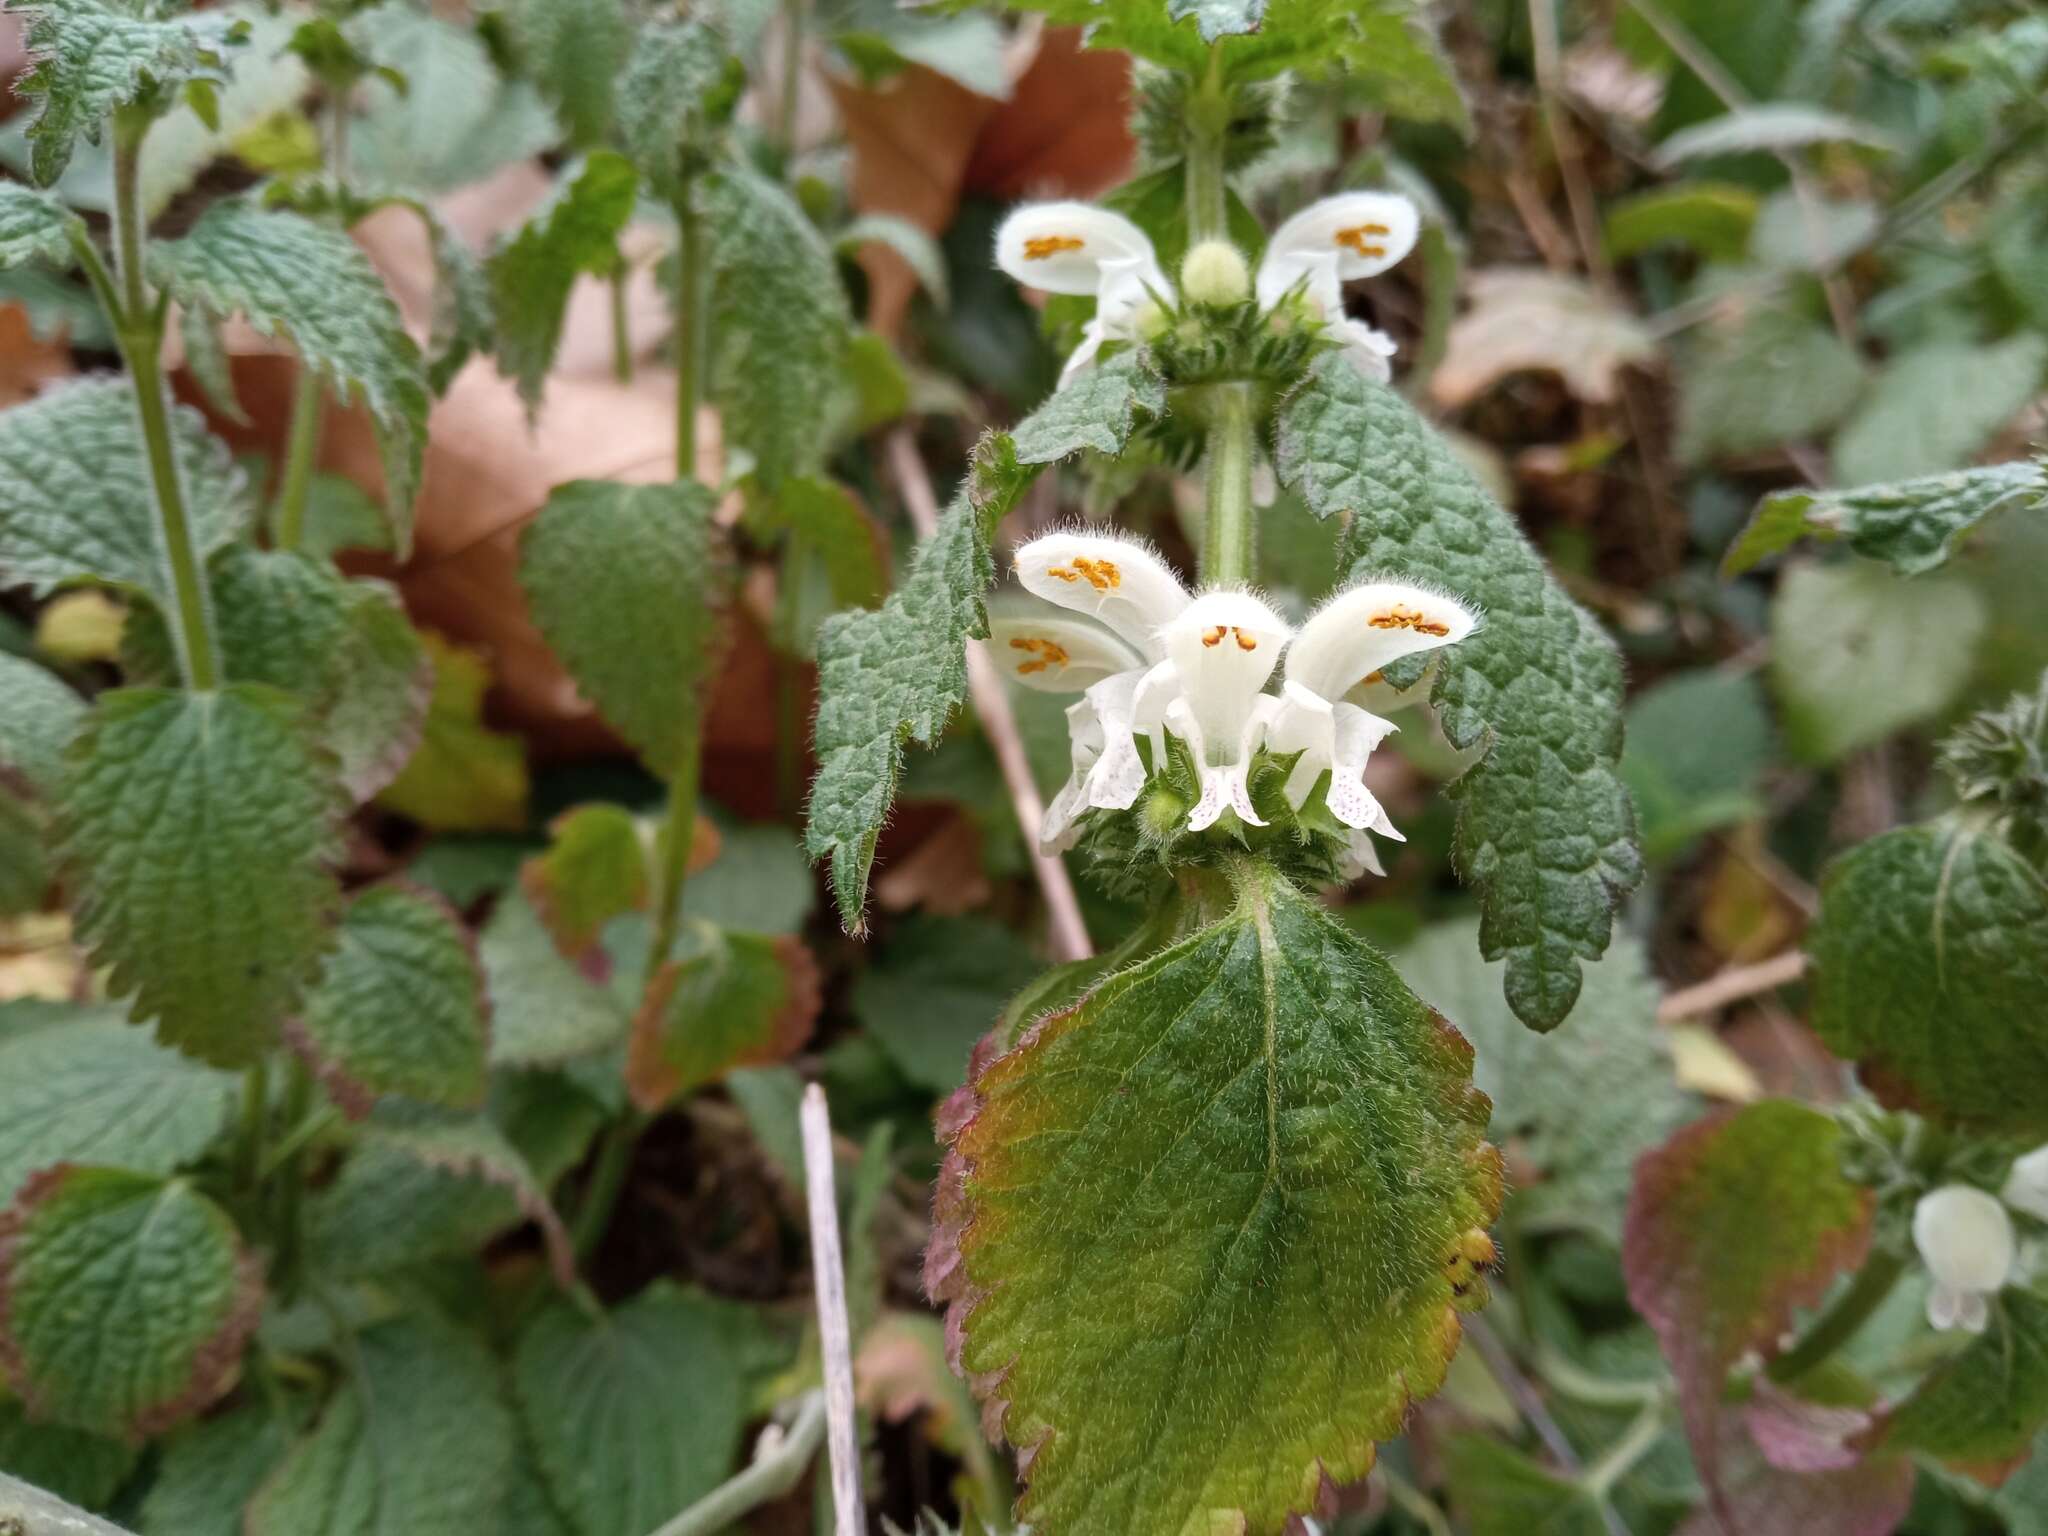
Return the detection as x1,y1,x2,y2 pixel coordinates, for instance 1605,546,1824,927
1910,1144,2048,1333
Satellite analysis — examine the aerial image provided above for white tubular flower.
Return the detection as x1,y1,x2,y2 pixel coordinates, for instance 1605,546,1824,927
1256,191,1420,381
998,532,1193,850
1149,590,1292,832
995,202,1172,386
1266,581,1477,867
1913,1185,2015,1334
2001,1145,2048,1222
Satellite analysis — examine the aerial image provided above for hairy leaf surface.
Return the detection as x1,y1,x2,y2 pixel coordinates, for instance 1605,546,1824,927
1726,461,2043,577
56,685,344,1067
1884,1287,2048,1467
247,1314,516,1536
1622,1103,1871,1503
514,1284,755,1536
1275,355,1641,1030
480,888,629,1068
138,1399,295,1536
0,1397,136,1513
931,866,1501,1536
1809,821,2048,1137
0,652,85,800
626,924,821,1110
293,884,490,1115
616,20,737,202
521,803,649,959
0,182,80,269
519,479,722,777
0,1167,260,1437
150,202,429,550
0,1014,235,1206
0,377,249,609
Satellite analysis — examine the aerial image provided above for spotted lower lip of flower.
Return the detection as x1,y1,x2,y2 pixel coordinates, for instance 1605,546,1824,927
1913,1184,2015,1333
1256,190,1419,381
1265,580,1477,868
994,202,1173,385
1150,590,1293,832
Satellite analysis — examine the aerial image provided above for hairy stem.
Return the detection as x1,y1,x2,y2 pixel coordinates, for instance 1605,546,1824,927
270,1057,316,1302
1765,1248,1908,1384
648,726,703,973
111,108,220,689
235,1058,269,1193
776,0,806,160
570,1108,649,1261
1200,383,1256,586
272,367,324,551
1185,50,1230,244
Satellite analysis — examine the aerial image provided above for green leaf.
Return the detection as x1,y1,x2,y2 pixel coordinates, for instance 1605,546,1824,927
1619,670,1774,860
292,884,489,1116
1010,351,1167,463
138,1399,296,1536
851,915,1041,1094
56,685,344,1068
0,652,85,800
513,1284,756,1536
1884,1287,2048,1466
124,548,430,802
747,475,887,617
1810,820,2048,1138
149,201,429,553
1602,183,1759,262
7,0,238,185
1444,1434,1606,1536
1274,357,1642,1030
933,865,1501,1535
0,182,80,270
487,153,639,411
519,479,723,777
1397,919,1691,1242
1993,1428,2048,1535
626,923,821,1109
1677,304,1867,464
247,1314,517,1536
705,166,852,490
806,435,1049,930
0,1397,136,1513
375,633,531,832
681,817,815,934
0,377,250,610
1652,103,1898,167
1726,461,2044,577
348,8,558,194
1832,336,2048,487
0,1011,235,1207
494,0,634,148
1622,1102,1870,1497
520,804,649,959
615,19,738,204
480,888,630,1068
1750,190,1879,272
839,213,950,308
0,1167,260,1437
1770,560,1986,764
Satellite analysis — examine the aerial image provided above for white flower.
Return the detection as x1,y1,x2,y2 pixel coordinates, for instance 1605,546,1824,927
989,531,1192,851
1913,1184,2015,1333
1265,580,1477,874
1255,191,1420,381
994,202,1172,387
1143,589,1293,832
2002,1145,2048,1222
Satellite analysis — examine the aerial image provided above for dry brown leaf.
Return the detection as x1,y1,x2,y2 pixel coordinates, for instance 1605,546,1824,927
961,27,1135,202
1431,267,1659,409
0,304,73,408
873,812,991,917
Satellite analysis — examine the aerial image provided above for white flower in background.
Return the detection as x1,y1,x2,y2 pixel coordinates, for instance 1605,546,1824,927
1913,1184,2015,1333
1256,191,1420,381
994,203,1172,386
1142,589,1293,831
988,531,1192,851
1266,581,1477,876
995,189,1422,385
2002,1145,2048,1222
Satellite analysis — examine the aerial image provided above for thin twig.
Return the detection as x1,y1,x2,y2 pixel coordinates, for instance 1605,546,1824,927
801,1084,866,1536
1656,949,1809,1023
885,429,1093,963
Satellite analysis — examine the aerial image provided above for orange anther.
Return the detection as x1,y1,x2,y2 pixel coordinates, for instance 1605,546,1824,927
1008,636,1070,675
1023,235,1086,260
1334,225,1391,259
1047,564,1080,582
1201,625,1228,648
1233,628,1258,651
1369,605,1451,637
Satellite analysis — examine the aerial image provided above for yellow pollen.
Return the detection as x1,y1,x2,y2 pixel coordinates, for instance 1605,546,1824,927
1369,605,1450,637
1023,235,1085,260
1008,636,1069,675
1234,628,1258,651
1047,555,1119,591
1201,625,1259,650
1359,668,1385,687
1202,625,1227,648
1334,224,1390,258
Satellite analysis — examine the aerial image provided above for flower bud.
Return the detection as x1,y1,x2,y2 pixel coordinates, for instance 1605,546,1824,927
1913,1184,2014,1333
2002,1144,2048,1222
1132,298,1172,341
1179,240,1251,306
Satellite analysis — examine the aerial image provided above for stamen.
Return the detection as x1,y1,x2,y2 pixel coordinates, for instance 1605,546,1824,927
1047,564,1080,582
1008,636,1070,675
1023,235,1085,260
1369,605,1451,637
1063,556,1120,591
1202,625,1228,648
1334,224,1391,258
1359,669,1385,687
1233,628,1258,651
